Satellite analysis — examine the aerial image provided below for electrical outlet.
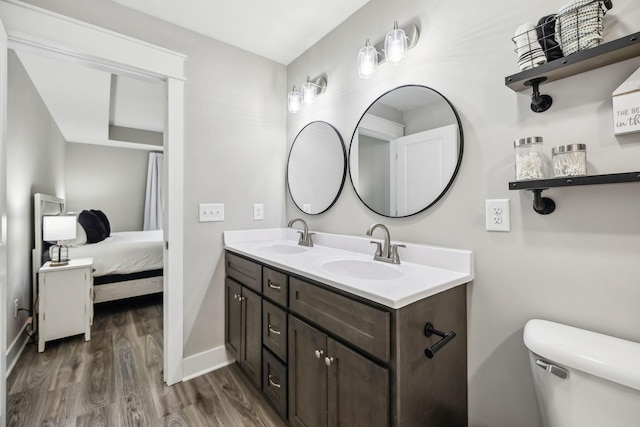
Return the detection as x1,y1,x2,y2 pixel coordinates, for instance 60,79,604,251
253,203,264,220
14,299,19,318
199,203,224,222
485,199,510,232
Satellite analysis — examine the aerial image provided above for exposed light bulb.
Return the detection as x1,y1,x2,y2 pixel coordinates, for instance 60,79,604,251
288,86,302,113
302,77,316,104
357,39,378,79
384,21,407,64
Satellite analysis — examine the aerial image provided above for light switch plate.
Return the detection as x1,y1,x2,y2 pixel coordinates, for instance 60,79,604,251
485,199,510,232
199,203,224,222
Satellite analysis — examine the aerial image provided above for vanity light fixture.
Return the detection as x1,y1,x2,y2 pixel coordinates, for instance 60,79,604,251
288,86,302,113
385,21,408,64
357,39,378,79
302,75,327,104
357,21,420,79
287,75,327,113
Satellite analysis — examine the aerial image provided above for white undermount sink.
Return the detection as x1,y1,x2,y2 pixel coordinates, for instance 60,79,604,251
257,244,308,255
321,258,404,280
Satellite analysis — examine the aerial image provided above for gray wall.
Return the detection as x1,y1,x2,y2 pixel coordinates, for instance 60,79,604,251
65,142,149,232
6,50,66,365
286,1,640,426
21,0,287,358
14,1,640,426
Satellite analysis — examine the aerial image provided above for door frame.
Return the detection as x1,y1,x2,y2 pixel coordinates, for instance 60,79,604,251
0,0,186,386
0,13,7,427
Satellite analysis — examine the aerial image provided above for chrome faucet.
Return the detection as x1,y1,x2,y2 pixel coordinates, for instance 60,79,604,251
366,223,405,264
287,218,314,247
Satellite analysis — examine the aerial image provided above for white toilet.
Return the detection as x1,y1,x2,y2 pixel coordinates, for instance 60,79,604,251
523,319,640,427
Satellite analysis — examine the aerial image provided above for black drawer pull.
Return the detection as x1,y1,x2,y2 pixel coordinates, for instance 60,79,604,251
424,322,456,359
267,279,282,290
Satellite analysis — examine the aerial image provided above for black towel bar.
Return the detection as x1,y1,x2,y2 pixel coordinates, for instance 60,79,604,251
424,322,456,359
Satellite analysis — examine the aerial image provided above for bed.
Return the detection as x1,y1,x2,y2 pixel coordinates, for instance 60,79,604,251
33,193,164,305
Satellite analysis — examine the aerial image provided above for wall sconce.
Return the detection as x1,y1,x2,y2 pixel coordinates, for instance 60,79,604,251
288,86,302,113
357,39,378,79
357,21,420,79
287,75,327,113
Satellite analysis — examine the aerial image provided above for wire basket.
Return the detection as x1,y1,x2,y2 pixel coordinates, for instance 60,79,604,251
513,0,613,71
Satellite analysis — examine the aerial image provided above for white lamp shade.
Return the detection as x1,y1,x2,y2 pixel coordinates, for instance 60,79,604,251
43,215,77,242
357,43,378,79
288,87,302,113
385,27,407,64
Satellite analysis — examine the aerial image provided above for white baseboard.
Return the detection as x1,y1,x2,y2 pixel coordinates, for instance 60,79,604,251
6,323,30,377
182,345,235,382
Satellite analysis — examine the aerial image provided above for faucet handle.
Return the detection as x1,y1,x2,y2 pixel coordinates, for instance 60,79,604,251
297,230,314,247
390,244,405,264
369,241,383,257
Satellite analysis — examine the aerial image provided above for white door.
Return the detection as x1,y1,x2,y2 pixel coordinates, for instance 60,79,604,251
0,15,8,427
391,124,457,216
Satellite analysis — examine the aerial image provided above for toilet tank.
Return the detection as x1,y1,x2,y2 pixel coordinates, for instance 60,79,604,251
523,319,640,427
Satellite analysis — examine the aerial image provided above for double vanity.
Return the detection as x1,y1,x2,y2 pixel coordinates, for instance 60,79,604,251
224,226,474,426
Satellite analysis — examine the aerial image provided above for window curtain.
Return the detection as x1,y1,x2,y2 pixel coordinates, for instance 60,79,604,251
143,152,163,231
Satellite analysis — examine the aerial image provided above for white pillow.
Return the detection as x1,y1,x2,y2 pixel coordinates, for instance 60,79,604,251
62,222,87,247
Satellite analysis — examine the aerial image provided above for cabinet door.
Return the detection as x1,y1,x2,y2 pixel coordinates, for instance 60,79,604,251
225,278,242,359
289,316,327,427
239,286,261,387
42,268,86,340
327,338,389,427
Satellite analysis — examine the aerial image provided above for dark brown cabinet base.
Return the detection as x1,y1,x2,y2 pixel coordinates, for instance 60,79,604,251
225,251,468,427
224,277,261,387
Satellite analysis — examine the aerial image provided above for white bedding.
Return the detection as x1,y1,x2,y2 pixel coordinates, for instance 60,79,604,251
68,230,163,277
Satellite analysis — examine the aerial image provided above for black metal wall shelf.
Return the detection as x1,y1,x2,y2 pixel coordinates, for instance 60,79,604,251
505,31,640,112
508,171,640,214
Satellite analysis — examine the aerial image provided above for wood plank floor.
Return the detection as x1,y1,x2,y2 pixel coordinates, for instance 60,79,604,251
7,294,287,427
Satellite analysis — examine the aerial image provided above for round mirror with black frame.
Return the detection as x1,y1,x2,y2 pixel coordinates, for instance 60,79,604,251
349,85,463,218
287,121,347,215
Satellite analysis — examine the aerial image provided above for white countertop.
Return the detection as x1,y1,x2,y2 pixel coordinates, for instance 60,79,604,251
223,228,474,309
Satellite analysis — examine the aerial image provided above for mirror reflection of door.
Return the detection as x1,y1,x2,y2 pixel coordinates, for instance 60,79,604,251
391,124,457,216
350,85,463,218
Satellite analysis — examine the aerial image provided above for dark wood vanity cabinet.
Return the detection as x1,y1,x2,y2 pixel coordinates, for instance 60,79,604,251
224,277,261,387
289,315,389,427
224,253,263,387
225,250,468,427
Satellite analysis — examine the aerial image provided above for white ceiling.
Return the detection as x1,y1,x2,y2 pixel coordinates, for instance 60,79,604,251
16,50,165,150
15,1,372,149
111,0,371,65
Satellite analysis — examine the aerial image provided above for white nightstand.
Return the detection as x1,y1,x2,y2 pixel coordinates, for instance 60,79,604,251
38,257,93,352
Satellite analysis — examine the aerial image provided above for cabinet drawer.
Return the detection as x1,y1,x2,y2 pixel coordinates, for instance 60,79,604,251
225,252,262,292
263,300,287,362
289,277,390,362
263,267,288,306
263,349,287,419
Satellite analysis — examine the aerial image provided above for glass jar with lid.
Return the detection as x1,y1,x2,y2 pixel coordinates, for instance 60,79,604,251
552,144,587,177
514,136,546,180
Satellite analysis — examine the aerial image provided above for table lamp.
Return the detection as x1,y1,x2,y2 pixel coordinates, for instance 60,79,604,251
43,215,77,266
